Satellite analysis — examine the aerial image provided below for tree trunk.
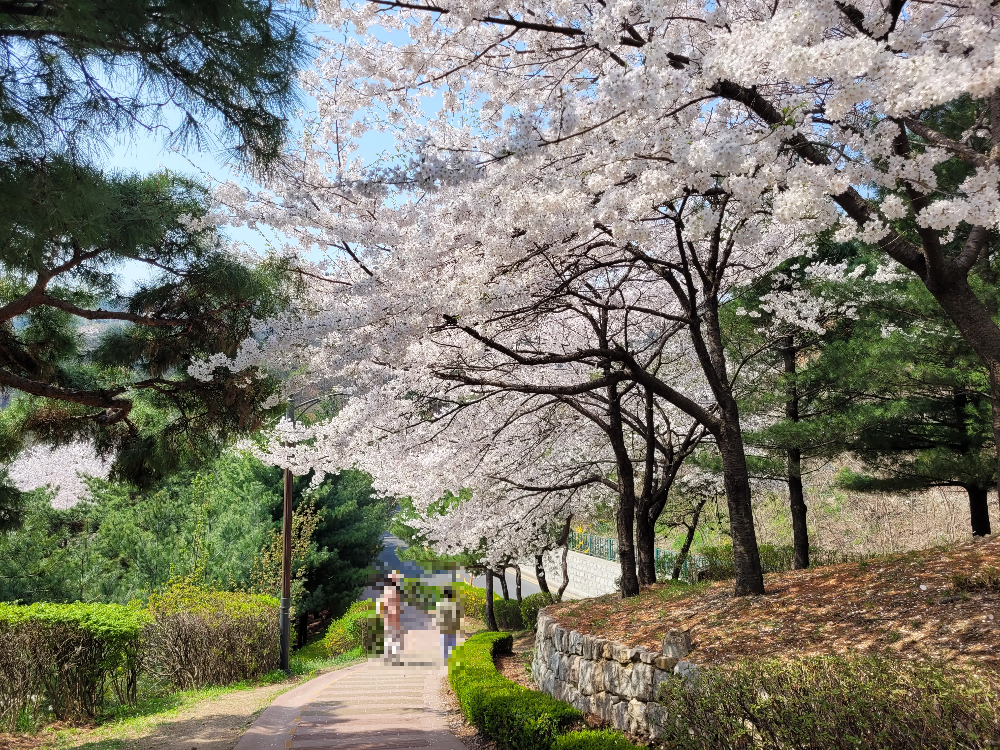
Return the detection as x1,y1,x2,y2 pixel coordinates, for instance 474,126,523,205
788,451,809,569
636,387,657,587
535,554,551,594
615,488,640,597
484,569,498,631
991,366,1000,533
635,505,657,586
607,381,641,597
515,566,522,603
782,338,809,569
672,505,704,581
968,485,992,537
557,544,570,600
717,407,766,596
295,613,308,649
497,568,510,600
922,276,1000,531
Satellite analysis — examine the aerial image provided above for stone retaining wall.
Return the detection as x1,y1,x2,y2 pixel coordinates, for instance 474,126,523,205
532,612,695,739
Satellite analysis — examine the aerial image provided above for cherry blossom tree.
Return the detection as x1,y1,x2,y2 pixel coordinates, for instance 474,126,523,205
241,268,709,595
208,0,1000,594
8,441,110,509
316,0,1000,509
216,164,790,595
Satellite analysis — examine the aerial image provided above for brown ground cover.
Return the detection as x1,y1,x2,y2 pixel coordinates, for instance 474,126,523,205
493,631,537,689
547,535,1000,668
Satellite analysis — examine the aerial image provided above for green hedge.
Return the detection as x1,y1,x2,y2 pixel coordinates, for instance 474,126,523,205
657,654,1000,749
450,632,580,750
0,602,149,729
144,579,279,689
322,600,383,656
553,730,643,749
454,582,549,632
449,632,640,750
520,592,554,629
493,598,525,630
0,581,281,730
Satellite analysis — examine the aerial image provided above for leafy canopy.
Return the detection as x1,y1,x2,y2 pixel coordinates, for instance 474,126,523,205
0,0,309,168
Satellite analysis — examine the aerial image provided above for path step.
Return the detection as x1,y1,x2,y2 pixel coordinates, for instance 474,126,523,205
235,605,466,750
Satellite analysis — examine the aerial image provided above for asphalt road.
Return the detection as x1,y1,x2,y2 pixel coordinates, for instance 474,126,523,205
372,533,543,597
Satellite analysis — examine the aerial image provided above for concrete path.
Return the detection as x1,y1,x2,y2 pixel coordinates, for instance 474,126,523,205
235,605,466,750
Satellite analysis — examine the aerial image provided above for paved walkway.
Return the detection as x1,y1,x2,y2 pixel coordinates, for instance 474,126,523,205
235,606,466,750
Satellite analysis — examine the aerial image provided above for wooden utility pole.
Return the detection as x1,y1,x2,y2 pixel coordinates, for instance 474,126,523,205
279,397,294,674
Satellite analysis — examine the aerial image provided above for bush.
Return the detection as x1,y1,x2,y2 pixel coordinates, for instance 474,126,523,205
454,581,487,622
144,579,279,689
323,600,383,656
698,544,849,581
450,632,581,750
449,632,641,750
520,592,554,629
452,582,528,631
657,654,1000,749
553,730,644,749
402,578,443,611
493,598,525,630
0,602,148,729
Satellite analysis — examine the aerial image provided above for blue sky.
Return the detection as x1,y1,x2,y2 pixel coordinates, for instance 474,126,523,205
104,18,398,287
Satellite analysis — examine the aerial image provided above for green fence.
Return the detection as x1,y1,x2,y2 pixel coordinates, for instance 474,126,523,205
567,531,704,581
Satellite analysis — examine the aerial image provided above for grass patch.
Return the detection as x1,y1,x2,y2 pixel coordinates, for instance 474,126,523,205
657,654,1000,749
14,641,366,749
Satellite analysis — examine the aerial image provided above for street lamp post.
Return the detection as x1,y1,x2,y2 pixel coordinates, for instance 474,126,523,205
279,397,294,674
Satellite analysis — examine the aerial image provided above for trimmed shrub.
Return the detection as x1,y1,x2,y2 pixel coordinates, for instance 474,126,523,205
520,592,554,629
323,600,383,656
0,602,148,729
493,598,525,630
553,730,644,749
452,582,527,630
450,632,581,750
144,579,279,689
657,654,1000,749
449,633,641,749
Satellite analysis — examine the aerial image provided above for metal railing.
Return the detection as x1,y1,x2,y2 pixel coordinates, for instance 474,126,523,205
568,530,703,581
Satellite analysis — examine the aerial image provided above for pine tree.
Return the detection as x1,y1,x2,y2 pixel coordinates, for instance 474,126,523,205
0,160,295,484
0,1,309,495
749,251,996,539
0,0,307,167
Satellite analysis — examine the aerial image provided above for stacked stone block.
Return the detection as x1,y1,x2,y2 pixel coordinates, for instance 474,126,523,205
532,612,696,739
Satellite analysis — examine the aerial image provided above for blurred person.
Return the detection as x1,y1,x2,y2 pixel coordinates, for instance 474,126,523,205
435,586,462,661
382,570,404,663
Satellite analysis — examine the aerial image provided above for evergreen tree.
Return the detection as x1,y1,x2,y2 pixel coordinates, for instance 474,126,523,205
0,0,307,167
748,249,996,539
295,470,393,625
826,295,994,536
0,453,391,608
0,160,295,485
0,1,310,500
728,244,857,568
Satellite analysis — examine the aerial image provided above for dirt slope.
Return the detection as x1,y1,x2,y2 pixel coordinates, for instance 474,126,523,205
548,535,1000,668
